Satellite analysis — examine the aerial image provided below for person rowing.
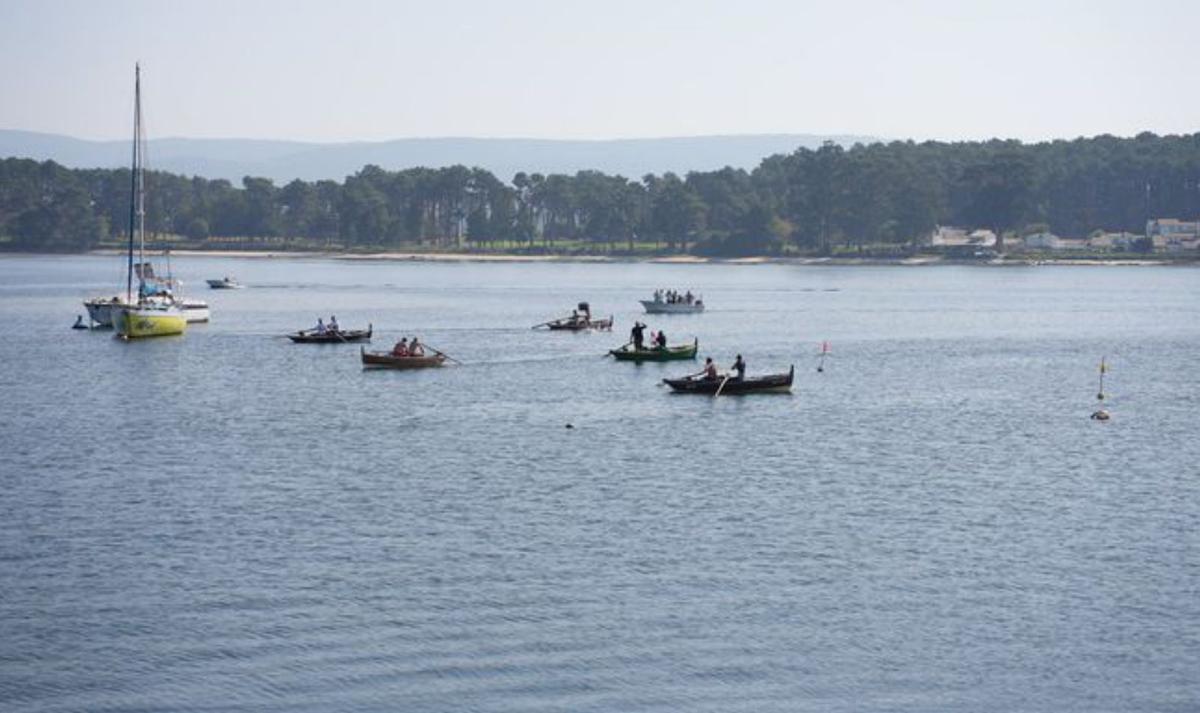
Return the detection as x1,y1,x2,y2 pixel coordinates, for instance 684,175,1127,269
408,336,425,356
391,337,409,356
688,357,719,381
730,354,745,381
328,315,339,333
655,329,667,350
313,317,326,335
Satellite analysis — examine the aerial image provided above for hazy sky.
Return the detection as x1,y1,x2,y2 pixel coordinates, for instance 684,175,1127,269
1,0,1197,143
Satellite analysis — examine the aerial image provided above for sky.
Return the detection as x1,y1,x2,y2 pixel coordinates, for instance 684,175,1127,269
1,0,1197,143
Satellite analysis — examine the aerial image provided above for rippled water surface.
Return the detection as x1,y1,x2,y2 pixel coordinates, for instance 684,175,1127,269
2,255,1198,712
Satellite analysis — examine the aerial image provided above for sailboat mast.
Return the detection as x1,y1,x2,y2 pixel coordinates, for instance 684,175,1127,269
136,65,146,293
125,64,140,303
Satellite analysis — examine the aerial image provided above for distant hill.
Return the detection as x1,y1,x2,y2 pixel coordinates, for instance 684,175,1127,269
0,130,876,184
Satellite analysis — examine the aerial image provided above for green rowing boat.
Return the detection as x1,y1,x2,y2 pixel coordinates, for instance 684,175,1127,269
609,338,698,362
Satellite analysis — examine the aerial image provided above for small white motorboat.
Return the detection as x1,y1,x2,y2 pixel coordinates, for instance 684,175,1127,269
179,298,210,323
640,298,704,314
206,276,244,289
83,295,131,327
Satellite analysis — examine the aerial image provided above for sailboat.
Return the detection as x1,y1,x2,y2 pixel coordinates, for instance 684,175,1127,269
111,65,187,339
85,259,209,326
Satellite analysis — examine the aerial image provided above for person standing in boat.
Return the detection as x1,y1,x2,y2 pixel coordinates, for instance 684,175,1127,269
392,337,409,356
730,354,746,381
630,321,647,350
408,337,425,356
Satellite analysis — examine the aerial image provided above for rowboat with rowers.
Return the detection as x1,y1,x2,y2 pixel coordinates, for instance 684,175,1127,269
609,338,698,362
533,302,613,331
663,365,794,394
360,347,447,369
287,324,372,343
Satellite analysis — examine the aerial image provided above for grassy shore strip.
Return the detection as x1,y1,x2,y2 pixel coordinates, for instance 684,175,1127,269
80,248,1195,267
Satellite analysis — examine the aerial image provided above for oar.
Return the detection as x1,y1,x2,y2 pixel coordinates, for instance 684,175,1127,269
424,344,461,365
608,339,633,357
714,374,732,398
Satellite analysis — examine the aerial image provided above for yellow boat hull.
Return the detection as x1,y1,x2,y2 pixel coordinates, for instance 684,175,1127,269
114,306,187,339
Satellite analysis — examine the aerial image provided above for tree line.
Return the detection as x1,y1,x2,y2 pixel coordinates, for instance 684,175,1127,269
3,132,1200,255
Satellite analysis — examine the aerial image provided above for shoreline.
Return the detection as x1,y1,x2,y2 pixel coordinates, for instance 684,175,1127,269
68,249,1192,267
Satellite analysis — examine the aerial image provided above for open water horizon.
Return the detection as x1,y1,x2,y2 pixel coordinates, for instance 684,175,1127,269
1,255,1198,712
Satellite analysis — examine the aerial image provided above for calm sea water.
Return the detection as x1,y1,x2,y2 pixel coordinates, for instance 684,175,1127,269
1,255,1198,712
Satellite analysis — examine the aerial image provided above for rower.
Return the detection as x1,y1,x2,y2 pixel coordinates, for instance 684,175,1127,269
314,317,326,335
328,315,339,333
702,357,718,380
655,330,667,349
730,354,745,381
408,337,425,356
631,321,647,350
392,337,409,356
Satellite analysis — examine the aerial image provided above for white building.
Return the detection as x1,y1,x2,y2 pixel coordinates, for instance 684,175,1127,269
928,226,969,246
1023,232,1060,250
1146,218,1199,241
966,229,997,247
1088,232,1138,250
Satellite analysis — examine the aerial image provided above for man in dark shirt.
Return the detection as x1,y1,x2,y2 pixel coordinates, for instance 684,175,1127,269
730,354,746,380
630,321,646,349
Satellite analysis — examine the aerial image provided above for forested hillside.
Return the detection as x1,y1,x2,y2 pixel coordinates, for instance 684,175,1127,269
3,133,1199,255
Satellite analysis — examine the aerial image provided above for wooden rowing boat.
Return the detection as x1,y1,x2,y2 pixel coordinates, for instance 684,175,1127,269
610,338,698,362
287,324,372,343
543,315,614,331
360,347,447,369
662,365,794,394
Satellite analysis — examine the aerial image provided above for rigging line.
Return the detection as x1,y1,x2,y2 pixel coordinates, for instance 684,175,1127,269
125,63,139,304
